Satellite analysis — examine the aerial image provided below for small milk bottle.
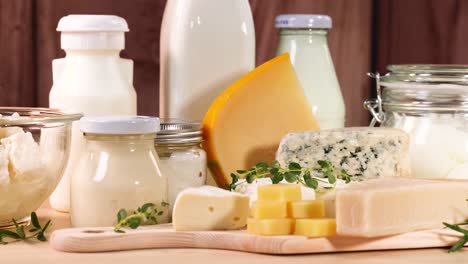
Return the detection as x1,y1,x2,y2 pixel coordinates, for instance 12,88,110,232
275,14,345,129
49,15,137,212
160,0,255,121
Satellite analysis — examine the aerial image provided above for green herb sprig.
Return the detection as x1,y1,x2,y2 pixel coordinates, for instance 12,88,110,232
0,212,51,244
227,160,353,191
443,221,468,252
114,202,169,233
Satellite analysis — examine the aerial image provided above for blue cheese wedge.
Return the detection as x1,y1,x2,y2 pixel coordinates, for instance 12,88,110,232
276,127,410,179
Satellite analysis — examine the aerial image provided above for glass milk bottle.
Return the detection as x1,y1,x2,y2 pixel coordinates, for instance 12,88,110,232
49,15,137,212
71,116,168,227
160,0,255,121
276,14,345,129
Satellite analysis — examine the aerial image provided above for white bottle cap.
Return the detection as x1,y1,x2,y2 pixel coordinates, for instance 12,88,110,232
57,15,129,50
275,14,332,29
80,116,160,135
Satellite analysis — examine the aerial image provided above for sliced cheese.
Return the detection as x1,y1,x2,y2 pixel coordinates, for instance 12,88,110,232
294,218,336,237
247,218,294,236
203,53,319,187
251,201,287,219
172,186,249,231
336,178,468,237
257,184,301,202
287,200,325,219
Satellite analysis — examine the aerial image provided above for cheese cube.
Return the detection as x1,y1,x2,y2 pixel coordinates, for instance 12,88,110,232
172,186,249,231
257,184,301,202
1,132,42,181
288,200,325,218
336,178,468,237
247,218,294,235
251,201,287,219
0,148,9,186
294,218,336,237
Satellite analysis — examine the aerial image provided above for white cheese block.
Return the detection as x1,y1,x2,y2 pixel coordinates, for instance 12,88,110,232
276,127,410,179
0,148,9,186
172,186,250,231
1,131,42,182
336,178,468,237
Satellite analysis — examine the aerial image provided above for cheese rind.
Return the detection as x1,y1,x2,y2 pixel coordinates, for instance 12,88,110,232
251,201,287,219
172,186,249,231
247,218,294,235
336,178,468,237
276,127,410,179
294,218,336,237
203,53,319,187
288,200,325,218
257,184,301,202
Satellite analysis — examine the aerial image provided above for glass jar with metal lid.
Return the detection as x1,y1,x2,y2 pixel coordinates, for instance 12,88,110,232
154,120,207,217
365,65,468,180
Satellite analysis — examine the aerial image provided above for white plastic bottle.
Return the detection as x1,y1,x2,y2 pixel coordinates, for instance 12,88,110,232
49,15,137,212
276,15,345,129
160,0,255,121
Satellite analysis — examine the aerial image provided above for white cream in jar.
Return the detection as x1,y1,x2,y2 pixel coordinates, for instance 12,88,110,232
154,120,207,217
366,65,468,180
71,116,168,227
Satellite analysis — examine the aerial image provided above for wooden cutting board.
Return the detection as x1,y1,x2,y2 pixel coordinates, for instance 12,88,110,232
50,224,464,254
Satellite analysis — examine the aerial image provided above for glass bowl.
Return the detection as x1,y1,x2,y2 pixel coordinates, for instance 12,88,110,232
0,107,82,227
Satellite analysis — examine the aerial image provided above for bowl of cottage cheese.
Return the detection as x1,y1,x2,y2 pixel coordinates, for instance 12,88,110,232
0,107,81,227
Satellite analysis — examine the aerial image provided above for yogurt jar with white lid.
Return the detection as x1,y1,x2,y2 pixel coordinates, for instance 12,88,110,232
154,120,207,218
70,116,168,227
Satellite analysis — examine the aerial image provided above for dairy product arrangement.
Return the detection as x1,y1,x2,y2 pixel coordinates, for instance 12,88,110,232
0,5,467,259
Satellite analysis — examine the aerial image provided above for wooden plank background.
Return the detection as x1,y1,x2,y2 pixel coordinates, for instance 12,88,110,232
1,0,467,126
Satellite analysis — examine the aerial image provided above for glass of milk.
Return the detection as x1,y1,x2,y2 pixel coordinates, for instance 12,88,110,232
275,14,345,129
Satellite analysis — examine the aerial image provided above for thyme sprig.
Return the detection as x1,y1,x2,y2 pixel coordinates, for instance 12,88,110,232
444,200,468,253
0,212,51,244
114,201,169,233
227,160,353,191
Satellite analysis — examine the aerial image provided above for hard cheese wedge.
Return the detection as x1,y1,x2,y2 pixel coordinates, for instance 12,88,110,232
203,53,319,187
336,178,468,237
172,186,249,231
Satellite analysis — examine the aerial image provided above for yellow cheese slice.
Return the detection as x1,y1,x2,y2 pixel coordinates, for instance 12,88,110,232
257,184,302,202
251,201,288,219
247,218,295,236
203,53,319,187
287,200,325,218
294,218,336,237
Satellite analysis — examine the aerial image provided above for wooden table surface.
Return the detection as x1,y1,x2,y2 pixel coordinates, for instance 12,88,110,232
2,204,467,264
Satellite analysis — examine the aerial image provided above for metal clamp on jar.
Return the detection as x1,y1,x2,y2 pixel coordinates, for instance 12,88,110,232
365,65,468,180
154,120,207,217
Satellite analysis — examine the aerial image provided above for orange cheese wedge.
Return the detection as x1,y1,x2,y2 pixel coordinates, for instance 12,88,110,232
203,53,319,187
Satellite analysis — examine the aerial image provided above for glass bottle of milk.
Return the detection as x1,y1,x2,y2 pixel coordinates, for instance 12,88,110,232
275,14,345,129
49,15,137,212
160,0,255,121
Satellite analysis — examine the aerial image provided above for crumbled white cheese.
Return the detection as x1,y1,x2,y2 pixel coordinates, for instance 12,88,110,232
1,131,43,182
0,148,9,186
0,127,24,139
